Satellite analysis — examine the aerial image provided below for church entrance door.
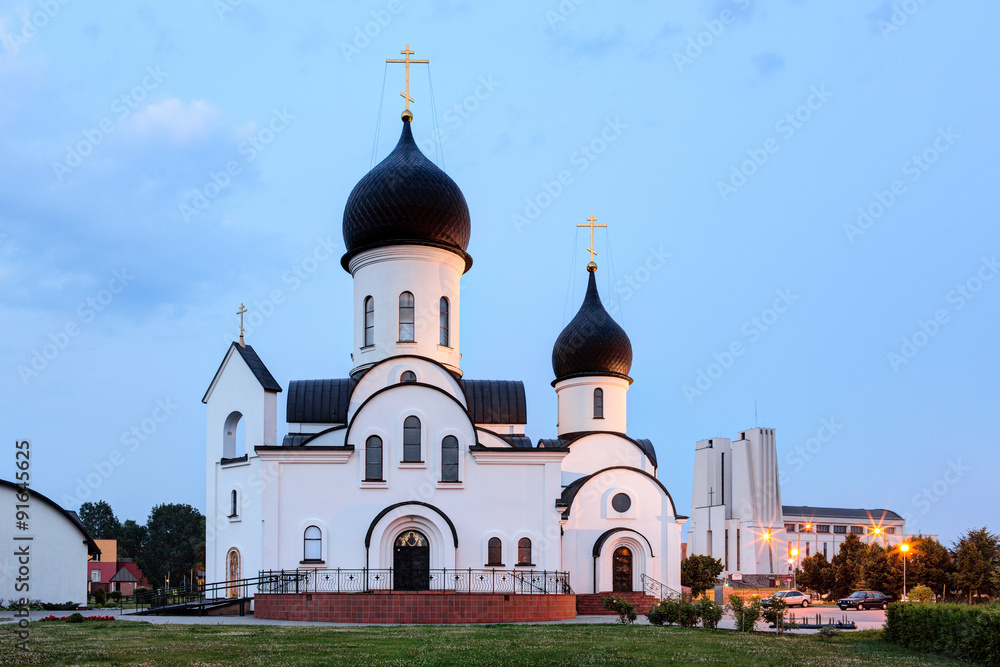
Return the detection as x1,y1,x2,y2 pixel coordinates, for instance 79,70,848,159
393,530,430,591
612,546,633,592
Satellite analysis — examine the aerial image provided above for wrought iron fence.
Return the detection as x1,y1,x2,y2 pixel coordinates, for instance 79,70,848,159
257,568,572,595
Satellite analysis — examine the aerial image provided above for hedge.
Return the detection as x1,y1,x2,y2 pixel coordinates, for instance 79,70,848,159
884,601,1000,666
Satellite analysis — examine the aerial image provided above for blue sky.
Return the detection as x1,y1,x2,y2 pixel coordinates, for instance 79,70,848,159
1,1,997,546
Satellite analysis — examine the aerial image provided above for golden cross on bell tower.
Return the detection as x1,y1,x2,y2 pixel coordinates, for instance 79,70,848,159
386,44,429,120
237,303,247,348
577,214,607,269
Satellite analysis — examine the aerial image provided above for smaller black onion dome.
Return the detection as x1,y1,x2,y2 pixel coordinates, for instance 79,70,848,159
341,118,472,272
552,268,633,385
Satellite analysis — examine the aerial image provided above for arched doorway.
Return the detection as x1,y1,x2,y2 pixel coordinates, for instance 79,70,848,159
226,548,241,598
393,530,430,591
612,546,633,592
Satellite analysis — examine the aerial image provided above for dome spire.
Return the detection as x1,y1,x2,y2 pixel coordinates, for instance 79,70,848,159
386,44,429,121
577,214,607,272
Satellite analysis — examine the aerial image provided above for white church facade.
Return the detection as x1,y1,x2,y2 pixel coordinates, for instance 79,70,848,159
201,107,685,619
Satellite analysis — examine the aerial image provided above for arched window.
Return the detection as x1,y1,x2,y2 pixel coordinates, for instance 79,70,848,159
400,370,416,383
439,297,450,346
230,489,238,518
303,526,322,561
398,292,414,342
518,538,532,565
441,435,459,482
363,296,375,347
365,435,383,481
403,416,421,462
487,537,502,565
593,388,604,419
222,411,245,459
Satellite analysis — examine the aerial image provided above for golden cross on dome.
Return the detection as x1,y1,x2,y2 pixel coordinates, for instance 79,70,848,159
577,214,607,266
386,44,429,116
237,303,247,348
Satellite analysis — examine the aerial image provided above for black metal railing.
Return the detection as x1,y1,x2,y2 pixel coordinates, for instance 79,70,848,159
132,575,267,612
640,573,681,600
257,568,572,595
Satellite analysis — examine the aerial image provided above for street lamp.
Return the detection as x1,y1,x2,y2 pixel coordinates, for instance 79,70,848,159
900,544,911,598
790,548,799,590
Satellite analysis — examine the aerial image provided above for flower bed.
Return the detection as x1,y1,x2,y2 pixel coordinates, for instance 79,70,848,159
39,614,116,622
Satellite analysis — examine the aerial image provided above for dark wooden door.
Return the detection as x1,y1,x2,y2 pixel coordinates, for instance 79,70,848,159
612,547,633,592
393,530,430,591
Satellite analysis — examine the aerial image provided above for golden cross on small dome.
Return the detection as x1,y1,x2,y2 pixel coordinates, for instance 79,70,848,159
237,303,247,348
577,214,607,269
386,44,429,118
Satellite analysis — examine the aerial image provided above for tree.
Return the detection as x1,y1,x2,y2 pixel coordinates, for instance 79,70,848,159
78,500,121,540
861,543,892,593
681,554,724,598
830,533,867,599
119,519,147,561
797,553,835,597
951,527,1000,601
142,504,205,588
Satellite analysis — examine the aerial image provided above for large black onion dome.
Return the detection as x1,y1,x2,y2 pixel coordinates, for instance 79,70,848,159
341,118,472,272
552,269,633,385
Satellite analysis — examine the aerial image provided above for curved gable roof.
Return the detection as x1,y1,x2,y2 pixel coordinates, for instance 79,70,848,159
539,431,657,467
557,466,676,519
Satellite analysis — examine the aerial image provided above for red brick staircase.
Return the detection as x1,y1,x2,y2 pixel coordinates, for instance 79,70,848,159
576,591,659,616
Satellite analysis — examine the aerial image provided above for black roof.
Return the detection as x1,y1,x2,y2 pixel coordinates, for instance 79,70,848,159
202,343,282,403
496,434,533,449
342,118,472,272
459,379,527,424
0,480,100,555
782,506,903,521
286,378,357,424
551,269,632,384
109,567,138,583
538,431,656,467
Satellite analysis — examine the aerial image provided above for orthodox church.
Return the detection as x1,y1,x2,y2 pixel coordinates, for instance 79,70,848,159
201,97,685,602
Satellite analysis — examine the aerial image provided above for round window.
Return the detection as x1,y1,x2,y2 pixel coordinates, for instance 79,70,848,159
611,493,631,513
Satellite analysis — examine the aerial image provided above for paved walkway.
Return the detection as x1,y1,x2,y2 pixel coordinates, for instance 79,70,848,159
4,607,887,632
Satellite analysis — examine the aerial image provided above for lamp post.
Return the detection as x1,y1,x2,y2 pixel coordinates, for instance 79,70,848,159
900,543,909,600
790,548,798,590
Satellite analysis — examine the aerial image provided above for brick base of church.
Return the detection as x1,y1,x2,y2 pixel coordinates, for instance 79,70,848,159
253,592,578,624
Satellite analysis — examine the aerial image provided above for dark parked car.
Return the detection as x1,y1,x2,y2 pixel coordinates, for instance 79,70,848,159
761,590,811,608
837,590,892,610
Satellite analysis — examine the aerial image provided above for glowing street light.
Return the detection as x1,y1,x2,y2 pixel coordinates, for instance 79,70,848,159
790,548,799,590
900,543,910,600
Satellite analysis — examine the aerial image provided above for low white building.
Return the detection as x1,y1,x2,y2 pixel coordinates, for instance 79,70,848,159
0,480,100,605
202,113,685,599
687,430,904,585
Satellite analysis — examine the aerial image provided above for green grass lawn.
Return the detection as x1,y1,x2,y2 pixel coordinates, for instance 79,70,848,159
0,621,962,666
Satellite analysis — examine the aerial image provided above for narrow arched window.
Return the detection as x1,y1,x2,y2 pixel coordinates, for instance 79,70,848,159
399,292,414,342
223,411,245,459
441,435,459,482
439,297,450,346
365,435,383,481
487,537,502,565
594,388,604,419
518,538,532,565
400,371,416,383
403,416,421,462
304,526,322,561
363,296,375,347
230,490,238,517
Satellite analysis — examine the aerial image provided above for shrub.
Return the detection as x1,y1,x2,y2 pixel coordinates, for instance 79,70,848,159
818,625,840,638
647,597,680,626
94,588,106,606
885,601,1000,666
108,590,122,602
67,612,85,623
697,596,723,629
728,594,762,632
41,601,79,611
908,585,933,603
603,595,637,625
677,599,701,627
762,596,790,634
